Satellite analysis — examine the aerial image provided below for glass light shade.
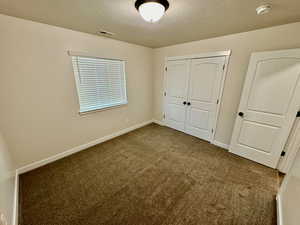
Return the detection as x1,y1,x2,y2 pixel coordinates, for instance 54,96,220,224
138,2,165,23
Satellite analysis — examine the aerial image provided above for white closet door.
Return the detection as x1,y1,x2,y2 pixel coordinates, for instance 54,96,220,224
165,60,189,132
185,57,225,141
230,49,300,168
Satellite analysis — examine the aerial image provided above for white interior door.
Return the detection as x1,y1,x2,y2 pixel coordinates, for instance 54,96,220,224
230,49,300,168
185,57,226,141
164,60,189,132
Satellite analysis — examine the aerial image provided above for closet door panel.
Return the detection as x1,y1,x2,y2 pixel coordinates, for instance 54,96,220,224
189,62,217,102
165,60,189,132
185,57,225,141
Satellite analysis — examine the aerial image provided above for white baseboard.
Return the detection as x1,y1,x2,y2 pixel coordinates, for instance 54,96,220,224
276,194,283,225
12,170,19,225
17,120,154,174
152,119,165,126
212,140,229,150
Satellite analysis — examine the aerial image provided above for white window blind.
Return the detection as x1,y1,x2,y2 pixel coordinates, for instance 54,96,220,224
71,55,127,113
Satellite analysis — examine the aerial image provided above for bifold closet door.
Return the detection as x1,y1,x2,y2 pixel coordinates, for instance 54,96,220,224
164,57,226,142
185,57,226,141
165,60,189,132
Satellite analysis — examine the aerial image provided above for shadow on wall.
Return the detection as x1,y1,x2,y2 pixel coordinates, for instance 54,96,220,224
0,132,15,225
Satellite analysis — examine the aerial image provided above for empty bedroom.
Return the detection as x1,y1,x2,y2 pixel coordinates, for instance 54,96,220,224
1,0,300,224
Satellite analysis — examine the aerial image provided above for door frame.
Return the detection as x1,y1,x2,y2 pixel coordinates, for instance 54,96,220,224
277,117,300,173
162,50,231,145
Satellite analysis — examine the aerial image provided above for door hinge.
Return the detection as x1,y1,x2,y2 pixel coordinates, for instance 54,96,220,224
164,91,166,96
223,64,225,70
165,67,168,72
216,99,219,104
281,151,286,157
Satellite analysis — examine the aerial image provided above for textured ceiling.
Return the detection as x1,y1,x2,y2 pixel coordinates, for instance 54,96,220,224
0,0,300,48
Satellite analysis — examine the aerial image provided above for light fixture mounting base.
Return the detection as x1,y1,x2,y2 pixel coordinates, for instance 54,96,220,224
256,4,272,15
135,0,170,11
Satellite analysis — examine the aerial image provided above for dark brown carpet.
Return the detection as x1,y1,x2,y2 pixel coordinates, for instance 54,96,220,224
19,123,279,225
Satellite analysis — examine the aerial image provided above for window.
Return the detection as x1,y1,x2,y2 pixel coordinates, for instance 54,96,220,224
71,54,127,113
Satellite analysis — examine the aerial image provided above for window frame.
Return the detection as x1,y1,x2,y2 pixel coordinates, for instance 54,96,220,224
69,51,128,114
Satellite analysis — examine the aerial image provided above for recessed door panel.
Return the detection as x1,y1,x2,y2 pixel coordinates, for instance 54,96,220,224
230,49,300,168
168,105,186,123
190,63,217,102
168,63,189,98
238,121,279,153
189,108,209,130
248,59,300,115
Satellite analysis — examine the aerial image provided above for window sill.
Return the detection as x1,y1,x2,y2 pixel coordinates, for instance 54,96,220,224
78,102,128,115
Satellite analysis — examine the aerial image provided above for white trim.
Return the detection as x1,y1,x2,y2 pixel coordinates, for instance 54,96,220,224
67,50,125,61
17,120,153,174
276,194,283,225
78,102,128,115
277,118,300,173
153,119,165,126
211,55,230,142
212,140,229,150
166,50,231,61
12,170,19,225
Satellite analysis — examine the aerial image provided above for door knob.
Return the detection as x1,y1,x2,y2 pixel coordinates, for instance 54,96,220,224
238,112,244,117
183,101,187,105
187,102,191,106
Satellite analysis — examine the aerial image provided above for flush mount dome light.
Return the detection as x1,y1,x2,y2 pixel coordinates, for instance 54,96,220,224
135,0,169,23
256,4,272,15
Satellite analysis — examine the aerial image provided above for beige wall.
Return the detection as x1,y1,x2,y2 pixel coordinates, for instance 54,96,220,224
0,132,15,225
1,13,300,170
153,22,300,145
0,14,153,168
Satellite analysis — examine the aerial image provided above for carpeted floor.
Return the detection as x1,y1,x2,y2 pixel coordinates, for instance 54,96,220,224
19,123,279,225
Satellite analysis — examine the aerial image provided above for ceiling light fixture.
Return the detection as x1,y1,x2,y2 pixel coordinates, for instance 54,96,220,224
256,4,272,15
135,0,169,23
